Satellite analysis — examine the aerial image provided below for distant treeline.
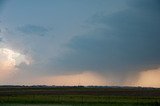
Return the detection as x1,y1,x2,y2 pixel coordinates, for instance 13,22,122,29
0,85,159,89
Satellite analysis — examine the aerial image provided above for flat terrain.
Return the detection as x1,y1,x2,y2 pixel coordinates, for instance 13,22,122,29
0,86,160,105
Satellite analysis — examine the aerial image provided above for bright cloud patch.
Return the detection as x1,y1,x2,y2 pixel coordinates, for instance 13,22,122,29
0,48,30,81
6,71,108,86
134,68,160,88
123,68,160,88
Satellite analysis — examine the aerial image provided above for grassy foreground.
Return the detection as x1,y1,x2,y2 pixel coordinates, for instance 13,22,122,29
0,95,160,105
0,86,160,105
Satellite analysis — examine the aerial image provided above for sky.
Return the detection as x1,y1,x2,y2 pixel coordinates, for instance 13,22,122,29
0,0,160,87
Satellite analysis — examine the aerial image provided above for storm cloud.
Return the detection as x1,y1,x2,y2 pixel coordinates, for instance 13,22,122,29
53,0,160,74
0,0,160,86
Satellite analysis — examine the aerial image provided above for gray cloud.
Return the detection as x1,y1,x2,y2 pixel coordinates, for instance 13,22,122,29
52,0,160,75
0,37,2,42
17,25,50,36
1,0,160,84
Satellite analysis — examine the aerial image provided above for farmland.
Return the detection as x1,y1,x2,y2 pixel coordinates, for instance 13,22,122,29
0,86,160,105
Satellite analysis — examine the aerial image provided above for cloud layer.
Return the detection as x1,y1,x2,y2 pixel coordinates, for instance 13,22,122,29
0,0,160,87
54,0,160,74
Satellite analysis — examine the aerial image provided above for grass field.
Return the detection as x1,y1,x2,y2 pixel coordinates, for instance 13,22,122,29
0,86,160,105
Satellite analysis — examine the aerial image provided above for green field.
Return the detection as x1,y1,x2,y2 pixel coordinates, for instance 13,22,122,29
0,86,160,106
0,95,160,105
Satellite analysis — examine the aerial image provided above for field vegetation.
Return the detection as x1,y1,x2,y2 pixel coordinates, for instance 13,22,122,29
0,86,160,105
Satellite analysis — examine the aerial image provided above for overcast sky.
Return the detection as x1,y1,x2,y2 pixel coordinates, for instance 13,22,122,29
0,0,160,87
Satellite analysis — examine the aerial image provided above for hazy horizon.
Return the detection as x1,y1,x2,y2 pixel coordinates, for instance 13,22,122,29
0,0,160,87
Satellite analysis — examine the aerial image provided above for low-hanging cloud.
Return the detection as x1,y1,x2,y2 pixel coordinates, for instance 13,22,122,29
1,0,160,86
52,0,160,77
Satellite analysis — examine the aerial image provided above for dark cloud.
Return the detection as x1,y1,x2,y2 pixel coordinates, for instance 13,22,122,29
0,37,2,42
17,25,50,36
128,0,160,12
53,0,160,75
